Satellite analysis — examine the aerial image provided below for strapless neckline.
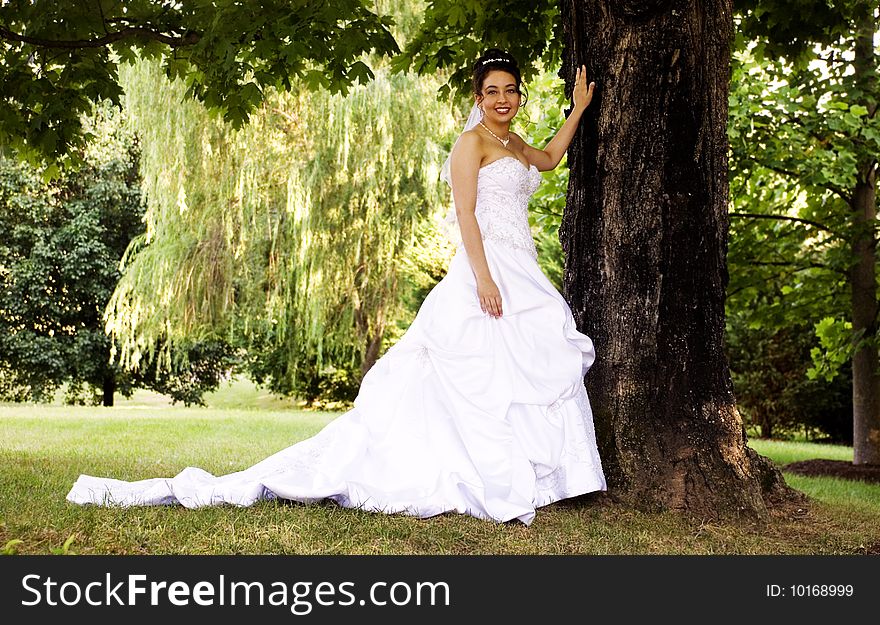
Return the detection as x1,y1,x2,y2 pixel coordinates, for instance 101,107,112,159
479,155,536,173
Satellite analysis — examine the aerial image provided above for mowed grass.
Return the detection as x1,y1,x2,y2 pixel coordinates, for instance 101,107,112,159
747,438,880,524
1,383,878,555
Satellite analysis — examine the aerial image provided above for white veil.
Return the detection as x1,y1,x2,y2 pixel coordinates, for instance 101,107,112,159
439,102,483,245
440,102,483,186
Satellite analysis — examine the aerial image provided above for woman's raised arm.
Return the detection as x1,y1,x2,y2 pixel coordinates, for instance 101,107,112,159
515,65,596,172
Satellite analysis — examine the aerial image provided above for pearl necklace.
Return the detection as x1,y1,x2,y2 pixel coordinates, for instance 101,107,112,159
479,121,510,148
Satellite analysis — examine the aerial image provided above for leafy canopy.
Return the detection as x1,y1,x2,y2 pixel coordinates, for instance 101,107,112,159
0,0,399,172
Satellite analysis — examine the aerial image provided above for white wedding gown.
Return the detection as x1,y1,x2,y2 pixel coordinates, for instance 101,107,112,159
67,155,607,525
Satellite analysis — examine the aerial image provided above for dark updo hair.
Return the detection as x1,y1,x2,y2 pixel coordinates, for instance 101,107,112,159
472,48,528,106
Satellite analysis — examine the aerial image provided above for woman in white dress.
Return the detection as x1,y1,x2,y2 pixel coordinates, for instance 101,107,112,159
67,48,606,526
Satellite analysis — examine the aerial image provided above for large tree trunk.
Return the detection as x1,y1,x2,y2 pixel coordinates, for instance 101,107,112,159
102,372,115,407
355,302,386,381
850,11,880,465
361,330,385,380
850,173,878,465
559,0,798,519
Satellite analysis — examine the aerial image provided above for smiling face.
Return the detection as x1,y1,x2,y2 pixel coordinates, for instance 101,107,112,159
476,70,521,124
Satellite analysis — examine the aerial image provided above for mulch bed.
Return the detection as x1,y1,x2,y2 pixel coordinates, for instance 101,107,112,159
782,459,880,485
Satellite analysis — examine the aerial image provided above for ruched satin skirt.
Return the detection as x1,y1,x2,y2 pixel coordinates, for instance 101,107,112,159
67,240,607,525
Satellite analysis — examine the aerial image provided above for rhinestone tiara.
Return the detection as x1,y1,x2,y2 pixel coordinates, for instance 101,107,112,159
481,57,510,65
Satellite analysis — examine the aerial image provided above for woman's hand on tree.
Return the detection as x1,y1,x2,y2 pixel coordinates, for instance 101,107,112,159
573,65,595,112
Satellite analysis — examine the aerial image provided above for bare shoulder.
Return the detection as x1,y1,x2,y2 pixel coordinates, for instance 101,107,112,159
454,128,484,153
450,128,485,162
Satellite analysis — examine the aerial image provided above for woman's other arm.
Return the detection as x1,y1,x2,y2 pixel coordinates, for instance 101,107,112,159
449,132,503,318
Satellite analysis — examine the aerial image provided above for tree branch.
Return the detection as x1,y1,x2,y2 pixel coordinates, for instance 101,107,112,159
729,212,837,235
269,107,298,127
785,114,836,148
95,0,109,36
787,111,873,151
761,161,852,204
740,260,847,278
0,25,200,49
726,263,845,298
530,207,563,218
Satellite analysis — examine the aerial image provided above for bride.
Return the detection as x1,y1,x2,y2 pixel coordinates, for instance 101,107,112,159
67,48,606,526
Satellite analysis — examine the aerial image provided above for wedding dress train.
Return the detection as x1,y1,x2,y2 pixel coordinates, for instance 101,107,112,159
67,155,607,525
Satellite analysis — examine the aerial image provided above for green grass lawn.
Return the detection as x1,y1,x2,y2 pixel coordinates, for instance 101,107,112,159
2,381,878,555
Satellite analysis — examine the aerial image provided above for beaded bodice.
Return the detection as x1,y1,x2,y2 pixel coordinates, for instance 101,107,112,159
446,156,542,259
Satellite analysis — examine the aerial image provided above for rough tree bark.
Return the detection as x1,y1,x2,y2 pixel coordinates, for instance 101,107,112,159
559,0,799,519
850,7,879,466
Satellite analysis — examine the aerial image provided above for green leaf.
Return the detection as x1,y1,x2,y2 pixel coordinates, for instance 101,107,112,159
240,82,263,107
348,61,374,86
40,163,61,183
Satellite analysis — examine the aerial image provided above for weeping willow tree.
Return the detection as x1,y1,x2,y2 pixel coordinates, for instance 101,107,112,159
105,52,456,400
